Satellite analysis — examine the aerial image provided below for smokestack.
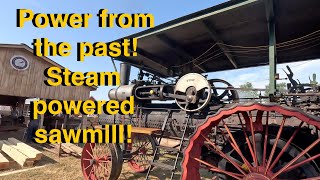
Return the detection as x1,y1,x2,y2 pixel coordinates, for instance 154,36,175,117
120,63,131,85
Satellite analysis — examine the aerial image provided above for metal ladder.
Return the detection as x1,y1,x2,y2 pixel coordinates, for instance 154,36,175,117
146,111,191,180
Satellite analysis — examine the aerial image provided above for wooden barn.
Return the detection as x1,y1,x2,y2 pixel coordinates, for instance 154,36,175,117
0,43,97,130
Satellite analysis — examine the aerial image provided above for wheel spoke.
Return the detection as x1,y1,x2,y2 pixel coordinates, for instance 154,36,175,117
248,111,258,167
265,116,286,174
99,163,110,175
271,138,320,179
88,166,94,178
84,164,92,171
255,110,264,165
128,135,155,173
226,152,243,166
193,157,243,180
201,134,246,175
93,165,99,179
86,149,94,159
284,154,320,173
89,143,94,157
83,158,93,161
238,113,256,166
99,160,111,163
262,112,269,166
99,155,111,161
269,121,304,170
222,121,253,171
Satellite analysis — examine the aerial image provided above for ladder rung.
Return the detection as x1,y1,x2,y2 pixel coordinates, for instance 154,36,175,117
150,161,175,171
157,145,179,152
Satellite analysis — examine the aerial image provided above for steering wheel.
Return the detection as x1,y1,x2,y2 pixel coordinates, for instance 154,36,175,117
174,73,212,112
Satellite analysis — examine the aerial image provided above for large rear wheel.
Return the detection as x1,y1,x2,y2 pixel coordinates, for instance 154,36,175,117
182,103,320,180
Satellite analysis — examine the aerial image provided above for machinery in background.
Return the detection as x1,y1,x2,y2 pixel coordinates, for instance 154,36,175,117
81,62,320,180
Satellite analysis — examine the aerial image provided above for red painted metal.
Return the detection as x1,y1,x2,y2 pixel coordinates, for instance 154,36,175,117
238,114,256,167
81,143,117,180
248,111,259,168
81,143,96,180
271,138,320,179
264,117,286,175
269,121,303,170
223,122,253,171
181,103,320,180
194,157,243,180
284,154,320,173
262,111,269,166
202,134,246,175
128,134,155,173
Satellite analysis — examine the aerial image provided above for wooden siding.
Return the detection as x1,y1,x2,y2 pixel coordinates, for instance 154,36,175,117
0,47,94,100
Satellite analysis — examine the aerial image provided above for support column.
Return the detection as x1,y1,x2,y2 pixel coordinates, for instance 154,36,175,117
39,114,45,129
38,98,46,129
62,114,68,129
268,20,277,95
17,98,26,117
265,0,277,96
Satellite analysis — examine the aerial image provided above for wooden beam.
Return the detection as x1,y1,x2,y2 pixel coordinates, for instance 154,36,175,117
61,143,82,156
7,138,43,161
131,127,161,135
156,34,207,72
0,140,33,167
0,153,9,170
202,20,238,68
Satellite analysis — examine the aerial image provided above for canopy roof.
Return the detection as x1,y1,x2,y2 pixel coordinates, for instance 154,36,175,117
114,0,320,77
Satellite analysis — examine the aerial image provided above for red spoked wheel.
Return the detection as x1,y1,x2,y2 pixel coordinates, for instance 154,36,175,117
81,143,122,180
127,134,158,173
182,103,320,180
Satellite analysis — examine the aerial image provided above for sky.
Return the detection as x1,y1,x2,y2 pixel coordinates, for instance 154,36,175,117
1,0,319,100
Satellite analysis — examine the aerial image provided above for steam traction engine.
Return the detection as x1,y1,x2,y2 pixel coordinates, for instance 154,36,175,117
80,0,320,179
81,64,320,180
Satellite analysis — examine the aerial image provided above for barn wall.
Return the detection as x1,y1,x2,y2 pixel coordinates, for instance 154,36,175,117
0,47,94,100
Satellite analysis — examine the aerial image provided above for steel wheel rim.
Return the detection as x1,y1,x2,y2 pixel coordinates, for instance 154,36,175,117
181,103,320,180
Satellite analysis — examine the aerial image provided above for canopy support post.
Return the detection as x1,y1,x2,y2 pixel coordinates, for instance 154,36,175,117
265,0,277,97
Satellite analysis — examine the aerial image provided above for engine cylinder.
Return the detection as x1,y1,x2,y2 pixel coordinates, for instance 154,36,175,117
108,84,136,101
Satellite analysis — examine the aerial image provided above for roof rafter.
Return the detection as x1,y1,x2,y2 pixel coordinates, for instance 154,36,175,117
156,33,207,73
136,48,175,76
202,20,238,69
